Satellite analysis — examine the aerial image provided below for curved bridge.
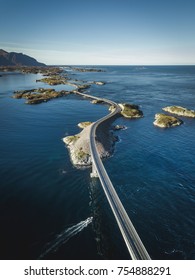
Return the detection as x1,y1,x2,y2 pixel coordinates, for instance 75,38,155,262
75,91,151,260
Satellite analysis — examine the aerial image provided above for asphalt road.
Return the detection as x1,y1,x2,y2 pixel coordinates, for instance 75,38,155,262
76,90,151,259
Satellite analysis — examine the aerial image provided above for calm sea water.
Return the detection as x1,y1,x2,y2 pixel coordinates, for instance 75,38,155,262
0,66,195,260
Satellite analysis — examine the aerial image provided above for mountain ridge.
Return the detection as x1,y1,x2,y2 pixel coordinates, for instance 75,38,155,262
0,49,46,66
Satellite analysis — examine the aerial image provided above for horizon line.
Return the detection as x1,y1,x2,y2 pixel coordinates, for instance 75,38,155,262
47,64,195,67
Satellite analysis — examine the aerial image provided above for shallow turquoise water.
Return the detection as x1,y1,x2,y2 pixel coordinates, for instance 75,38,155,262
0,66,195,259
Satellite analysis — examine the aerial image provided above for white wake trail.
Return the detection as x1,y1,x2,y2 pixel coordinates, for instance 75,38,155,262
39,217,93,259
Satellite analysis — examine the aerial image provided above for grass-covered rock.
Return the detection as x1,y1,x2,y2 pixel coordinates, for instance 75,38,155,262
163,106,195,118
13,88,72,104
153,113,183,128
78,122,92,128
119,103,143,118
36,75,68,85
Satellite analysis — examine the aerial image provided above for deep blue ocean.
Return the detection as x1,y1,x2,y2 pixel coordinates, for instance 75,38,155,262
0,66,194,260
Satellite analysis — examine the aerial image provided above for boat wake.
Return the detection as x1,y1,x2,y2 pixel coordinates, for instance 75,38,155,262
39,217,93,259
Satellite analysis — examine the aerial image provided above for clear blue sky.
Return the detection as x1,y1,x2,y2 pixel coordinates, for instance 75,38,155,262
1,0,195,65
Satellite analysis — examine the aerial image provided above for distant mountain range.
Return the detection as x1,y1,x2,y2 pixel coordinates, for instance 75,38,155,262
0,49,46,66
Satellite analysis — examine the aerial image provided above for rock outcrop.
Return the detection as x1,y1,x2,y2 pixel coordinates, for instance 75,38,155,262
36,75,69,85
13,88,72,104
91,99,104,104
163,106,195,118
112,125,126,130
153,113,183,128
91,81,105,85
63,124,113,166
71,67,105,72
78,122,92,128
119,103,143,118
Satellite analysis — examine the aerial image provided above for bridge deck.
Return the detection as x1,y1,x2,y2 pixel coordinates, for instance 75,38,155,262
76,90,151,260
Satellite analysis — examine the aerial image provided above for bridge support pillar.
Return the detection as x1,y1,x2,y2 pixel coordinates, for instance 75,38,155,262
90,163,98,178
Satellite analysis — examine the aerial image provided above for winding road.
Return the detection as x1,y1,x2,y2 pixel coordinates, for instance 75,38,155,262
75,90,151,260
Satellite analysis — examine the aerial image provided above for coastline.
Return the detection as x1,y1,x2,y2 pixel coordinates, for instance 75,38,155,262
63,123,116,166
62,105,120,167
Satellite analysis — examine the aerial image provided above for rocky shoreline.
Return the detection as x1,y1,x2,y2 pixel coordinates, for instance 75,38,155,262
63,122,116,166
0,65,63,75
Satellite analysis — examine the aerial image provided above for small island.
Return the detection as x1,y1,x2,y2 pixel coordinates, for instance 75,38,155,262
36,75,69,85
63,122,116,166
71,67,105,72
163,105,195,118
153,113,183,128
13,88,72,104
119,103,143,118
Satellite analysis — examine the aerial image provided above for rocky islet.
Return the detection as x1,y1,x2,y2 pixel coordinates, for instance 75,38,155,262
163,105,195,118
118,103,143,118
153,105,195,128
153,113,183,128
13,88,72,104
